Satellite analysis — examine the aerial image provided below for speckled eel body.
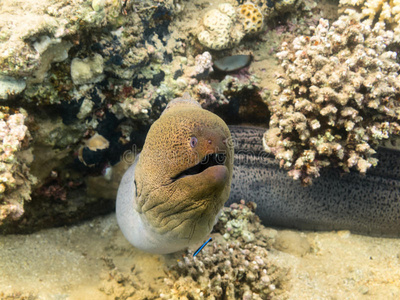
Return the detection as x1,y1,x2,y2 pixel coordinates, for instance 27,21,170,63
116,95,233,254
228,126,400,237
117,96,400,255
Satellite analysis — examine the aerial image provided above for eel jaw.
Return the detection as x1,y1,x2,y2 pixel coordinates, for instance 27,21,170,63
171,153,227,181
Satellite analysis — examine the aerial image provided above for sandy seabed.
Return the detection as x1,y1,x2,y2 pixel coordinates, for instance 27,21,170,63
0,213,399,300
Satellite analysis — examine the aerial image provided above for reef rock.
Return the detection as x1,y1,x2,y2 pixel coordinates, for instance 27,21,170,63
71,54,105,85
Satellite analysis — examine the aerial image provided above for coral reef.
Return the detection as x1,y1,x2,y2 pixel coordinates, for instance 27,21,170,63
238,2,264,34
274,0,299,12
339,0,400,41
196,1,278,50
217,201,260,243
0,0,178,232
160,201,286,299
0,0,99,78
196,0,320,50
0,107,36,226
264,17,400,185
196,72,262,108
249,0,317,19
197,3,246,50
0,0,327,232
162,242,281,300
100,200,287,299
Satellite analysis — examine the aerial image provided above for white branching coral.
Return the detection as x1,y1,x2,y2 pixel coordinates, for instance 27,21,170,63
161,201,285,300
264,17,400,185
339,0,400,41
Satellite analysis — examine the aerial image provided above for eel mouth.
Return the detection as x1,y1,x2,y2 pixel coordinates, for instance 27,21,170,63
172,153,227,181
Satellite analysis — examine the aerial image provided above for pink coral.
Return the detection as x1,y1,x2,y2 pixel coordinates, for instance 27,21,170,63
194,51,213,76
0,109,34,225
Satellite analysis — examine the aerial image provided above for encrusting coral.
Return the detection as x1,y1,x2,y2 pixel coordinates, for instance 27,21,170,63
197,3,246,50
197,2,265,50
196,0,317,50
264,17,400,185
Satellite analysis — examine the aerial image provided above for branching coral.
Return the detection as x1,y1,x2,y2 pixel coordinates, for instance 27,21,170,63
99,200,286,299
339,0,400,42
264,17,400,185
163,242,281,300
160,200,285,300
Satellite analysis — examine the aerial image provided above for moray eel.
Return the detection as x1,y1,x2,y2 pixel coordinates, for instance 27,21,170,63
228,126,400,237
117,98,400,254
116,95,233,254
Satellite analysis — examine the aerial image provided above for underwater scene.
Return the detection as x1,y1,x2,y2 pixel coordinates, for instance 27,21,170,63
1,0,400,299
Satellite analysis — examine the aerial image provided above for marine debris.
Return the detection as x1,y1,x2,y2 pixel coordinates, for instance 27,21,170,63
264,17,400,185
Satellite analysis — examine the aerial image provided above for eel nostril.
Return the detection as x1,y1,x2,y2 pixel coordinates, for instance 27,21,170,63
215,153,226,164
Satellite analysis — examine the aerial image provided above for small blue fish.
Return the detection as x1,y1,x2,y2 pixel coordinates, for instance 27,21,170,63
193,237,212,257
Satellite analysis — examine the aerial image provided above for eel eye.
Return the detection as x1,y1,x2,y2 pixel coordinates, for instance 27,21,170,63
190,136,198,148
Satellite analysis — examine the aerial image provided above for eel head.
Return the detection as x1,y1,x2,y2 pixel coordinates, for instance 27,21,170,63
134,95,233,247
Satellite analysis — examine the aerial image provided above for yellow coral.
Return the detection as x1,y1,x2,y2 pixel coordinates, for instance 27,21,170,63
341,0,400,27
238,2,264,34
340,0,400,42
361,0,397,22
